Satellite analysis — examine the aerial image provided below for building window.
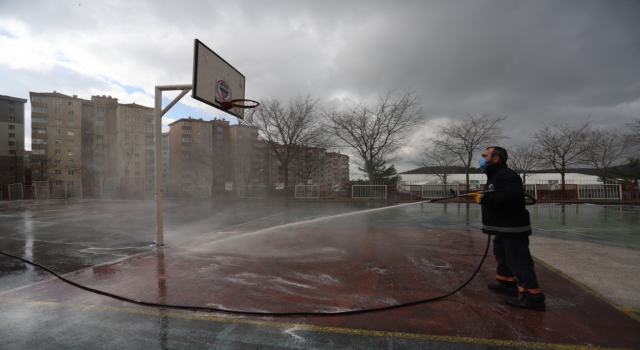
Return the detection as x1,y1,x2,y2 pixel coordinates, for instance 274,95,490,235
97,116,105,122
68,170,74,175
54,109,62,114
54,98,61,104
32,96,47,102
97,107,105,113
67,100,74,106
134,126,140,132
67,120,75,126
146,109,154,114
55,160,62,165
181,137,192,142
135,171,141,176
125,143,130,148
134,108,140,114
145,118,153,124
134,153,140,158
55,170,62,176
32,117,46,124
8,133,16,138
54,119,62,125
55,149,62,155
96,126,105,131
125,126,131,131
55,139,62,145
33,139,47,145
68,150,75,156
8,125,15,130
182,121,191,126
146,153,154,158
124,107,130,112
34,128,46,134
55,129,62,135
67,111,75,116
67,130,74,136
67,140,74,145
125,134,130,140
182,130,191,134
134,117,140,123
96,134,104,140
33,107,48,113
125,116,131,122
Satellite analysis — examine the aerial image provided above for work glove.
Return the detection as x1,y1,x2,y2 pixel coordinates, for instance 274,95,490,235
467,192,483,204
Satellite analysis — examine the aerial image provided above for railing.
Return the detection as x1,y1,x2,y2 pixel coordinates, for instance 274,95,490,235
352,185,387,199
295,185,319,199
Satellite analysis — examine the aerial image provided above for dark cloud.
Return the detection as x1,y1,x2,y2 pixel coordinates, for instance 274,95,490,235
1,0,639,168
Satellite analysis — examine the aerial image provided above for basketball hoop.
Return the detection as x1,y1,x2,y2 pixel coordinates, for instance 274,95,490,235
220,99,260,111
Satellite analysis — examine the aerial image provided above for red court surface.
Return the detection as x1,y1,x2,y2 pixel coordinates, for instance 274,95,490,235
3,226,639,349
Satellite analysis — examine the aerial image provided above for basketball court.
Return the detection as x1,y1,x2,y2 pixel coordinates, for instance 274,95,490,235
1,199,639,349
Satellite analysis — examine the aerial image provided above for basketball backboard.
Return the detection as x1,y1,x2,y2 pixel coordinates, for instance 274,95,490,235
192,39,246,119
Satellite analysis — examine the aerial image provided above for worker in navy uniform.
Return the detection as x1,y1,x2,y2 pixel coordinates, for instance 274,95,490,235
468,146,546,312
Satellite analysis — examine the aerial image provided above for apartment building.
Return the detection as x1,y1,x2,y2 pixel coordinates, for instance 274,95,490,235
108,103,156,189
267,144,328,186
0,94,27,191
324,152,350,184
80,95,119,194
29,91,155,197
29,92,83,188
228,124,266,189
168,117,229,196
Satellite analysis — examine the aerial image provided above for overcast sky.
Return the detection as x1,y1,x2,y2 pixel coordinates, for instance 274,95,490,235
1,0,639,174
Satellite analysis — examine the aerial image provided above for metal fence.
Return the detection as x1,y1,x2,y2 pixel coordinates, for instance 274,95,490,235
352,185,387,199
8,183,23,200
186,186,212,198
295,185,319,199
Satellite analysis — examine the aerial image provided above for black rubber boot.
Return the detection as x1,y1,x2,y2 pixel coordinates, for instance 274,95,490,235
505,292,546,312
488,282,518,296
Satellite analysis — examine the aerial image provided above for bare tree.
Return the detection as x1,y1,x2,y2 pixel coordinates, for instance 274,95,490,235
290,146,326,185
581,127,634,181
252,96,332,189
509,142,544,184
326,91,422,181
629,118,640,147
431,113,508,185
533,119,591,186
413,139,461,184
29,152,58,181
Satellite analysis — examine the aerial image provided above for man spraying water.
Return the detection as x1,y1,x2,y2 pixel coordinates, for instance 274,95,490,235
468,146,546,312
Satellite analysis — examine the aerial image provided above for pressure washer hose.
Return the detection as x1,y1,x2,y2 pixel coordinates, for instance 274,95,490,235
0,234,491,317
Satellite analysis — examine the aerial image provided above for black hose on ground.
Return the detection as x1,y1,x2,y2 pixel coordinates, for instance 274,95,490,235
0,234,491,317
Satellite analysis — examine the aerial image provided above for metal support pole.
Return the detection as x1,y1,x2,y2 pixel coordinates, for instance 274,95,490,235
155,84,192,247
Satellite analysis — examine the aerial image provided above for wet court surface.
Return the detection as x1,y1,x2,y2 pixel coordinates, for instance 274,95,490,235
1,199,639,349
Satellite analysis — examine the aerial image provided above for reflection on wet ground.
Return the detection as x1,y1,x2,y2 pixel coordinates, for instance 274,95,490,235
0,199,639,349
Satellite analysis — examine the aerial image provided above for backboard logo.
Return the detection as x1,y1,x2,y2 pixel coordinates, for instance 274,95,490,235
216,80,232,101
